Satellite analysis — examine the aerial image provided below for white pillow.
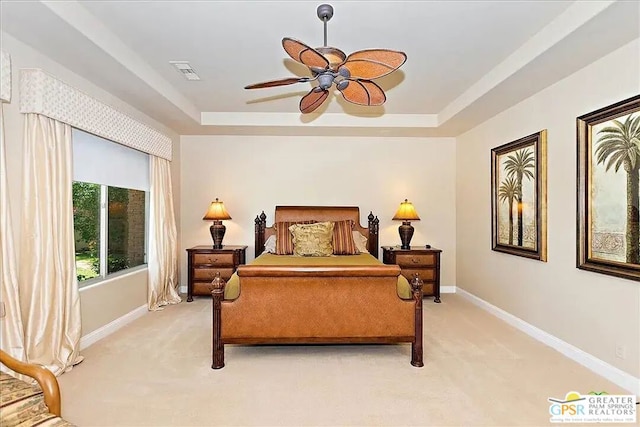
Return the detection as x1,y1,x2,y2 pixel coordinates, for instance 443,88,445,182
352,231,368,254
264,235,276,253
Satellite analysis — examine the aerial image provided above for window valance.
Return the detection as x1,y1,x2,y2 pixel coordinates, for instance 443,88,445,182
1,51,10,103
19,69,172,160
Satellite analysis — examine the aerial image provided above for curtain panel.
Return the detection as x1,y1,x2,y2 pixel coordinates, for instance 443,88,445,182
148,155,181,310
19,113,82,375
0,104,25,363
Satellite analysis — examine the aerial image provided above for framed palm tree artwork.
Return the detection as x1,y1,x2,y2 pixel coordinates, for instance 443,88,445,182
491,130,547,261
577,95,640,281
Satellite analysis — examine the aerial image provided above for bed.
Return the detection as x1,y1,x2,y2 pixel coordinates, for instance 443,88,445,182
211,206,424,369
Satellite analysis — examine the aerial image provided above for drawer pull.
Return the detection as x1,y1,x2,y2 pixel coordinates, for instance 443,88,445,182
207,257,218,263
411,258,419,264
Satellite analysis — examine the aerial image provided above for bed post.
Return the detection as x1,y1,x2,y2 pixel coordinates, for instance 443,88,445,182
255,211,267,258
211,273,226,369
367,211,379,258
410,273,424,367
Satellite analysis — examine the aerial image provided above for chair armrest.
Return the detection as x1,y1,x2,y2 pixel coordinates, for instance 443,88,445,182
0,349,62,416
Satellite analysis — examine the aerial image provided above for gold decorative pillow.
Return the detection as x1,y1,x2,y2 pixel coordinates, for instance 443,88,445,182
289,222,335,257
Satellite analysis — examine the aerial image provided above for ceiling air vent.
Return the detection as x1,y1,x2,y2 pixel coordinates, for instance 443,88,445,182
169,61,201,81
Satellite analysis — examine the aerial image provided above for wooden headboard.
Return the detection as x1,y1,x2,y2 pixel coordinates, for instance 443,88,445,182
254,206,379,258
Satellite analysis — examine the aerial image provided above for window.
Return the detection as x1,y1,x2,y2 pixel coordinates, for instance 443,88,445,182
72,129,149,285
73,182,101,281
108,186,146,274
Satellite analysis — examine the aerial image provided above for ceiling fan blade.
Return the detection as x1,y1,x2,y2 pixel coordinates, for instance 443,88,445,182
299,88,329,114
282,38,330,70
338,49,407,80
338,80,386,106
244,77,311,89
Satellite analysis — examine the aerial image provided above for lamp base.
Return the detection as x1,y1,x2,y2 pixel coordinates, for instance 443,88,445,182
210,220,226,249
398,221,414,250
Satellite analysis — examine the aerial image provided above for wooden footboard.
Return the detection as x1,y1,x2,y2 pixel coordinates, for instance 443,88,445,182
211,264,423,369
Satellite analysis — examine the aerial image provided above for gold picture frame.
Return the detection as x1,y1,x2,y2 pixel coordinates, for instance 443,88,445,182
491,130,547,261
577,95,640,281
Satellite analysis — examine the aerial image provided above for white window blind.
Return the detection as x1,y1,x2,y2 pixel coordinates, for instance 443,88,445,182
72,128,149,191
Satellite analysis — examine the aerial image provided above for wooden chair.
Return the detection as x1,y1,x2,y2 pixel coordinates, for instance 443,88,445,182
0,349,62,417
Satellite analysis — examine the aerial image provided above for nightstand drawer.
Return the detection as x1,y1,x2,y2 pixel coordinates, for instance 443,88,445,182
193,268,235,281
193,281,215,296
395,253,437,267
193,253,235,266
400,268,435,282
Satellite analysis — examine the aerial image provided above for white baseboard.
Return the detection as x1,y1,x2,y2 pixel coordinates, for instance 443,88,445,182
80,304,148,350
457,288,640,396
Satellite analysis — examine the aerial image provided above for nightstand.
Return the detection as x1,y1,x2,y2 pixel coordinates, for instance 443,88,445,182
186,245,247,302
382,246,442,303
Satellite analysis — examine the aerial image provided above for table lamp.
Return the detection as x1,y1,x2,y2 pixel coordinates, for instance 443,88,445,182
392,199,420,249
202,198,232,249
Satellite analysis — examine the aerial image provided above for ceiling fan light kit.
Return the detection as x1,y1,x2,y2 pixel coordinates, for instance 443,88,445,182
244,3,406,114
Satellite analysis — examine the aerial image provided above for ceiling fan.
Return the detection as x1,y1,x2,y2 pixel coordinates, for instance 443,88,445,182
244,4,407,114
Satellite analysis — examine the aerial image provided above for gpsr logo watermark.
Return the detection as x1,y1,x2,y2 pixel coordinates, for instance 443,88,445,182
548,391,637,423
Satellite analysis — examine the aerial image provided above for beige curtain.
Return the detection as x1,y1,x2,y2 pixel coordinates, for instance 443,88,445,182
0,102,26,368
19,113,82,375
147,155,181,310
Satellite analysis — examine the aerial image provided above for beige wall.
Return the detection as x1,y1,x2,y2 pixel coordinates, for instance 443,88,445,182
456,39,640,376
2,32,181,336
79,269,148,334
179,135,457,288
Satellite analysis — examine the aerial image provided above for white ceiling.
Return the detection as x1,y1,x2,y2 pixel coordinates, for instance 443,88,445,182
1,0,638,136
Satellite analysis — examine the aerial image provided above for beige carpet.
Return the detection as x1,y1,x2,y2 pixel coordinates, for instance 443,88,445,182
57,294,627,426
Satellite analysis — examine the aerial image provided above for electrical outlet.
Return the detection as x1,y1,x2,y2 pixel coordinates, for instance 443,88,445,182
615,343,627,360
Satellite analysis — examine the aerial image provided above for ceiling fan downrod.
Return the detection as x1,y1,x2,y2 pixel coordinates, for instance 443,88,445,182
317,4,334,47
314,4,345,69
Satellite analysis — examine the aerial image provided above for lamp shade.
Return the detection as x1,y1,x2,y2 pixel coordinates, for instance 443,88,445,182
392,199,420,221
202,198,232,221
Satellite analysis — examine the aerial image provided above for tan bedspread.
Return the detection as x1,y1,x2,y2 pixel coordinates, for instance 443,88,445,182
224,253,412,300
